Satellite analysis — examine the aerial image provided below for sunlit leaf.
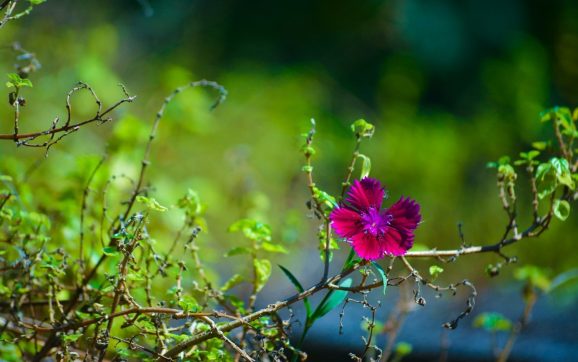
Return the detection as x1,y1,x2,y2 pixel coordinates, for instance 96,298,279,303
254,258,271,293
553,200,570,221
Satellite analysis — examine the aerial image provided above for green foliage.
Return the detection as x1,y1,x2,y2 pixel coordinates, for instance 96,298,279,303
394,342,413,357
429,265,444,280
177,296,201,312
540,106,578,136
253,258,272,292
6,73,33,89
229,218,272,243
136,195,168,212
553,199,571,221
535,158,575,199
312,186,338,209
357,154,371,179
350,119,375,138
473,312,512,332
514,150,540,166
514,265,550,292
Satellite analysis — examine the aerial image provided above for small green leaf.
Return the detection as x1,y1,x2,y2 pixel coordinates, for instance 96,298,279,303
102,246,119,257
261,242,288,254
136,195,168,212
313,187,338,209
371,262,387,294
350,119,375,138
178,296,200,313
6,73,32,89
221,274,244,292
535,162,557,199
394,342,413,357
301,145,316,156
224,246,252,257
553,200,571,221
473,312,512,332
429,265,444,279
253,258,272,293
177,189,203,217
515,266,550,292
61,333,83,343
229,219,272,242
532,141,548,151
358,154,371,179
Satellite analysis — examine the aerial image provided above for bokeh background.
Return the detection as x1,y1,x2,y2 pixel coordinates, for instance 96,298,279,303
1,0,577,360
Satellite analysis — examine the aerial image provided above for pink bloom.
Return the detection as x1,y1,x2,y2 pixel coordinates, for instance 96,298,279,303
330,177,421,260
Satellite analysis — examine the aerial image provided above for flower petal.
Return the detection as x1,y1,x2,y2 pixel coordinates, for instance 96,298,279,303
346,177,384,211
330,206,363,238
382,197,421,256
381,226,412,256
350,232,385,261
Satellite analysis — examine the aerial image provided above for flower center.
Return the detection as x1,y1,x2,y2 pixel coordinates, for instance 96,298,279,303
361,208,391,236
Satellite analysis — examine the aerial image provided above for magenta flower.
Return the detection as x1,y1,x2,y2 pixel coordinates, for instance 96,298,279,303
330,177,421,260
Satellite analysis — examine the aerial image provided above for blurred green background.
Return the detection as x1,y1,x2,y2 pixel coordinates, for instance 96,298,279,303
1,0,578,290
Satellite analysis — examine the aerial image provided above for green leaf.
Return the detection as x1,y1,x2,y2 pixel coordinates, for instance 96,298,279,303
515,266,550,292
310,278,352,322
177,189,203,217
253,258,272,293
278,265,304,293
549,268,578,293
394,342,413,357
136,195,168,212
301,145,316,156
178,296,200,313
29,0,47,4
371,262,387,294
358,154,371,179
261,242,288,254
522,152,539,162
429,265,444,279
497,164,516,181
0,175,13,182
473,312,512,332
279,265,312,317
553,200,571,221
229,219,272,242
224,246,252,257
221,274,244,292
6,73,32,89
102,246,119,257
350,119,375,138
312,187,338,209
532,141,548,151
61,333,83,343
535,162,557,199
